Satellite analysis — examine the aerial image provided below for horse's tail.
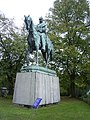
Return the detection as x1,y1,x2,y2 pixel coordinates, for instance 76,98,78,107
50,43,54,61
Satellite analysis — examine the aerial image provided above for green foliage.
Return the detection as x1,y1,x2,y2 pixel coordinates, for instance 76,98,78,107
47,0,90,97
81,93,90,105
0,12,27,94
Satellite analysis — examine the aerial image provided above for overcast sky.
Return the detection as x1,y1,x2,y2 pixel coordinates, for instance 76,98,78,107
0,0,55,27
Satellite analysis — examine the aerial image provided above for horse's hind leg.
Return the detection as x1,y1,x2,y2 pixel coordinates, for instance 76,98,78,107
26,50,30,66
41,50,47,66
46,55,49,68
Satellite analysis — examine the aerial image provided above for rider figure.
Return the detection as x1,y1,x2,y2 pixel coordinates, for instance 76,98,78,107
36,17,47,52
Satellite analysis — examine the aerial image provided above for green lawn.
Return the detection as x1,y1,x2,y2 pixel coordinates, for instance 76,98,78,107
0,97,90,120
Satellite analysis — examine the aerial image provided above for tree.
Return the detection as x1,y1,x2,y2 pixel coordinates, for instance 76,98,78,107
0,12,27,94
47,0,90,97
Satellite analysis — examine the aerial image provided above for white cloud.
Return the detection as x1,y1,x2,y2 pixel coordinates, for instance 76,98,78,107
0,0,55,27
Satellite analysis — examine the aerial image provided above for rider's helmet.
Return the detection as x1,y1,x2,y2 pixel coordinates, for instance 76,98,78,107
39,16,43,23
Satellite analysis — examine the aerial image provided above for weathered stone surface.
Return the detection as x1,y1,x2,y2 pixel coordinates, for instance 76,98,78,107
13,72,60,106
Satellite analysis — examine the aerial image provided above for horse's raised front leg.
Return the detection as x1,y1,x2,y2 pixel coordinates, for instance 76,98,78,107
36,48,38,66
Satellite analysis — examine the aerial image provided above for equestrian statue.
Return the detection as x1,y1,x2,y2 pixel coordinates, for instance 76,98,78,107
24,15,54,67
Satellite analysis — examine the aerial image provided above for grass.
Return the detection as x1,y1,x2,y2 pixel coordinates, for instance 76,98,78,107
0,97,90,120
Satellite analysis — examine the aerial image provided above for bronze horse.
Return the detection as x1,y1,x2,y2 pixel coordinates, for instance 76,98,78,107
24,15,54,67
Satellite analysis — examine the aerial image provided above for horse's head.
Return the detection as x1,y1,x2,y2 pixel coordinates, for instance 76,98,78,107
24,15,33,31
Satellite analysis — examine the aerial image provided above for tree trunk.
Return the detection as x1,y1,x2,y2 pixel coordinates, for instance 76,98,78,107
70,80,75,97
7,74,14,95
70,74,76,97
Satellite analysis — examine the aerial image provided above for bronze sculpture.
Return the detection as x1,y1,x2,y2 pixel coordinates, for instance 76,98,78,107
24,15,54,67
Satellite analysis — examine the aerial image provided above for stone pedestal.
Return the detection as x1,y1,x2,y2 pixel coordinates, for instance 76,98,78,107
13,69,60,106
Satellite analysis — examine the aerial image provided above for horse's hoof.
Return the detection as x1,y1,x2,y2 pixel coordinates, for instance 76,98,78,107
41,49,45,52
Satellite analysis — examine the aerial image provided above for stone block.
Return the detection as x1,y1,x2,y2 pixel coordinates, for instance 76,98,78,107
13,71,60,106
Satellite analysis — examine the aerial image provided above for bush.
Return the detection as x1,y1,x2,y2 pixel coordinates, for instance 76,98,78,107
81,94,90,105
60,87,69,96
0,87,8,97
